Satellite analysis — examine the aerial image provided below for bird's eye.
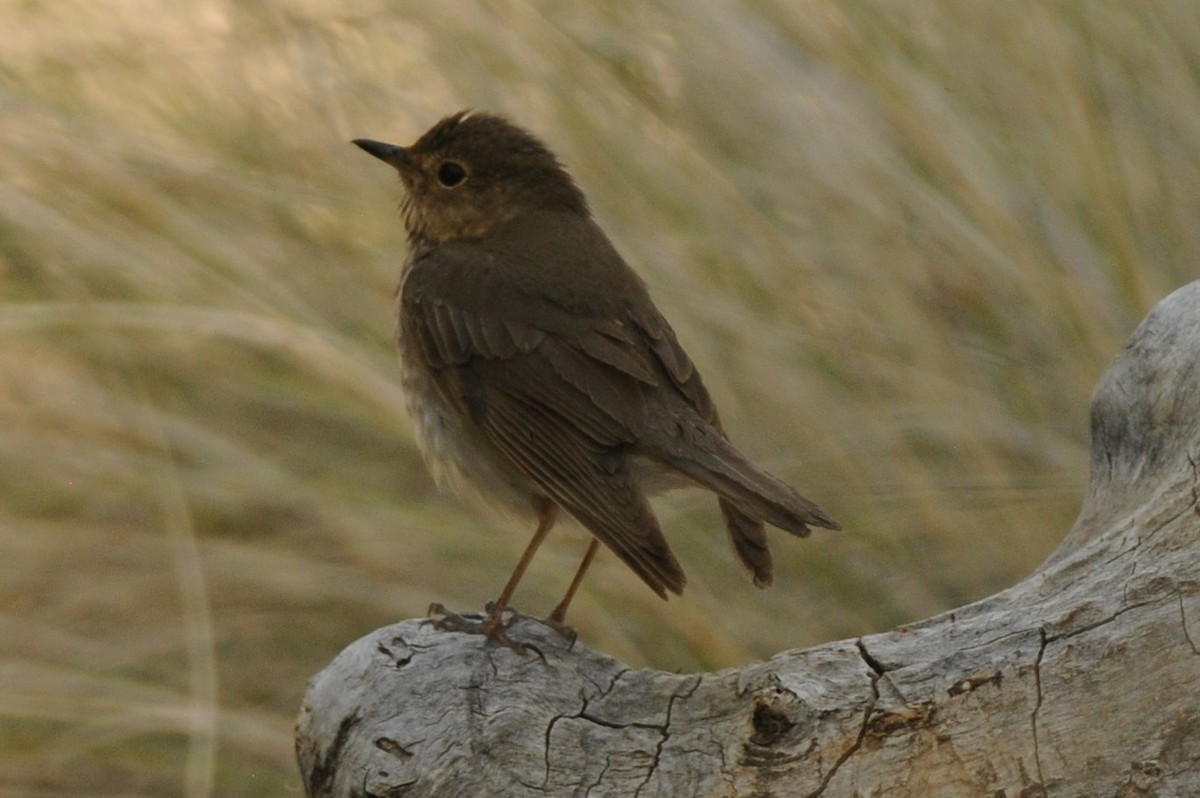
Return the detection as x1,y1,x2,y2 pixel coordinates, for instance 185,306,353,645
436,161,467,187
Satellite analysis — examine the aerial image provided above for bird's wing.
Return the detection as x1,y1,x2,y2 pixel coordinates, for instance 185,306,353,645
400,246,687,596
626,303,717,421
627,299,778,585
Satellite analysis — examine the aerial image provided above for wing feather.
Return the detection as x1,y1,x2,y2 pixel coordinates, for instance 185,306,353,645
484,390,685,596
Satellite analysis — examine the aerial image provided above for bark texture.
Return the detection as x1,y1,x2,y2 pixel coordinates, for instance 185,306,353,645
297,281,1200,797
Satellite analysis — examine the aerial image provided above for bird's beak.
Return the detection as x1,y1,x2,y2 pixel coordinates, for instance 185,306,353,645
352,139,413,171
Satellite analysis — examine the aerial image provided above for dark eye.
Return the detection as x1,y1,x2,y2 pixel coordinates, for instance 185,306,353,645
436,161,467,187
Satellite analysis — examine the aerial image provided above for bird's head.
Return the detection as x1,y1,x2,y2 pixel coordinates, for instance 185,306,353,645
354,111,589,246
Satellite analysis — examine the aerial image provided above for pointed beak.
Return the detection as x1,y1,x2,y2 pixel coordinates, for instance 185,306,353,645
352,138,413,171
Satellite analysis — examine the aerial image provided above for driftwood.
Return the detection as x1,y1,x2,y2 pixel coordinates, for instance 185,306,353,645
296,281,1200,797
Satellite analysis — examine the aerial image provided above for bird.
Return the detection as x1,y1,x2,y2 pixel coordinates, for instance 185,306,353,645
353,111,839,652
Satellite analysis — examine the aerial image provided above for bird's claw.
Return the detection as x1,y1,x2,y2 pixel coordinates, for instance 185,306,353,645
535,614,579,648
424,602,545,660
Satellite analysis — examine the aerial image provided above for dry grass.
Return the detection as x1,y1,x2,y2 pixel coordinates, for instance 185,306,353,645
2,0,1197,793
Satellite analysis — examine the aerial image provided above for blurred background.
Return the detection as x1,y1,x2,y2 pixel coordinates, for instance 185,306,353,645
2,0,1196,794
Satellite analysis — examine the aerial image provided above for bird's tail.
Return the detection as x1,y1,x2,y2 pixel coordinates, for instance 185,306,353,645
649,422,840,584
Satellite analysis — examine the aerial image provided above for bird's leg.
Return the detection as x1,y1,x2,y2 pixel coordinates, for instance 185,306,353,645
429,500,558,656
482,501,558,629
542,538,601,643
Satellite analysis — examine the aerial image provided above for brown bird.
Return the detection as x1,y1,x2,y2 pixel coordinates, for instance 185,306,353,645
354,111,839,651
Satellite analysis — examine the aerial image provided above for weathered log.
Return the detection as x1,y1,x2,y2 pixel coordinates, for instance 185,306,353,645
296,281,1200,797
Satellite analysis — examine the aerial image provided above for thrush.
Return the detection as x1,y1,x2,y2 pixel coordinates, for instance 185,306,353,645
354,111,839,651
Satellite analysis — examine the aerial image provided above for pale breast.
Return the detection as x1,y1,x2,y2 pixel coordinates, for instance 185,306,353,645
396,317,543,524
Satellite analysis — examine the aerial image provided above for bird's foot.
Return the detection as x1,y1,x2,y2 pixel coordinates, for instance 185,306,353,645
425,602,544,660
534,609,579,648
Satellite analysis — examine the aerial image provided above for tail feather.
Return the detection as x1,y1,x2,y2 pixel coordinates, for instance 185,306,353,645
648,418,840,587
720,499,773,587
659,426,840,536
